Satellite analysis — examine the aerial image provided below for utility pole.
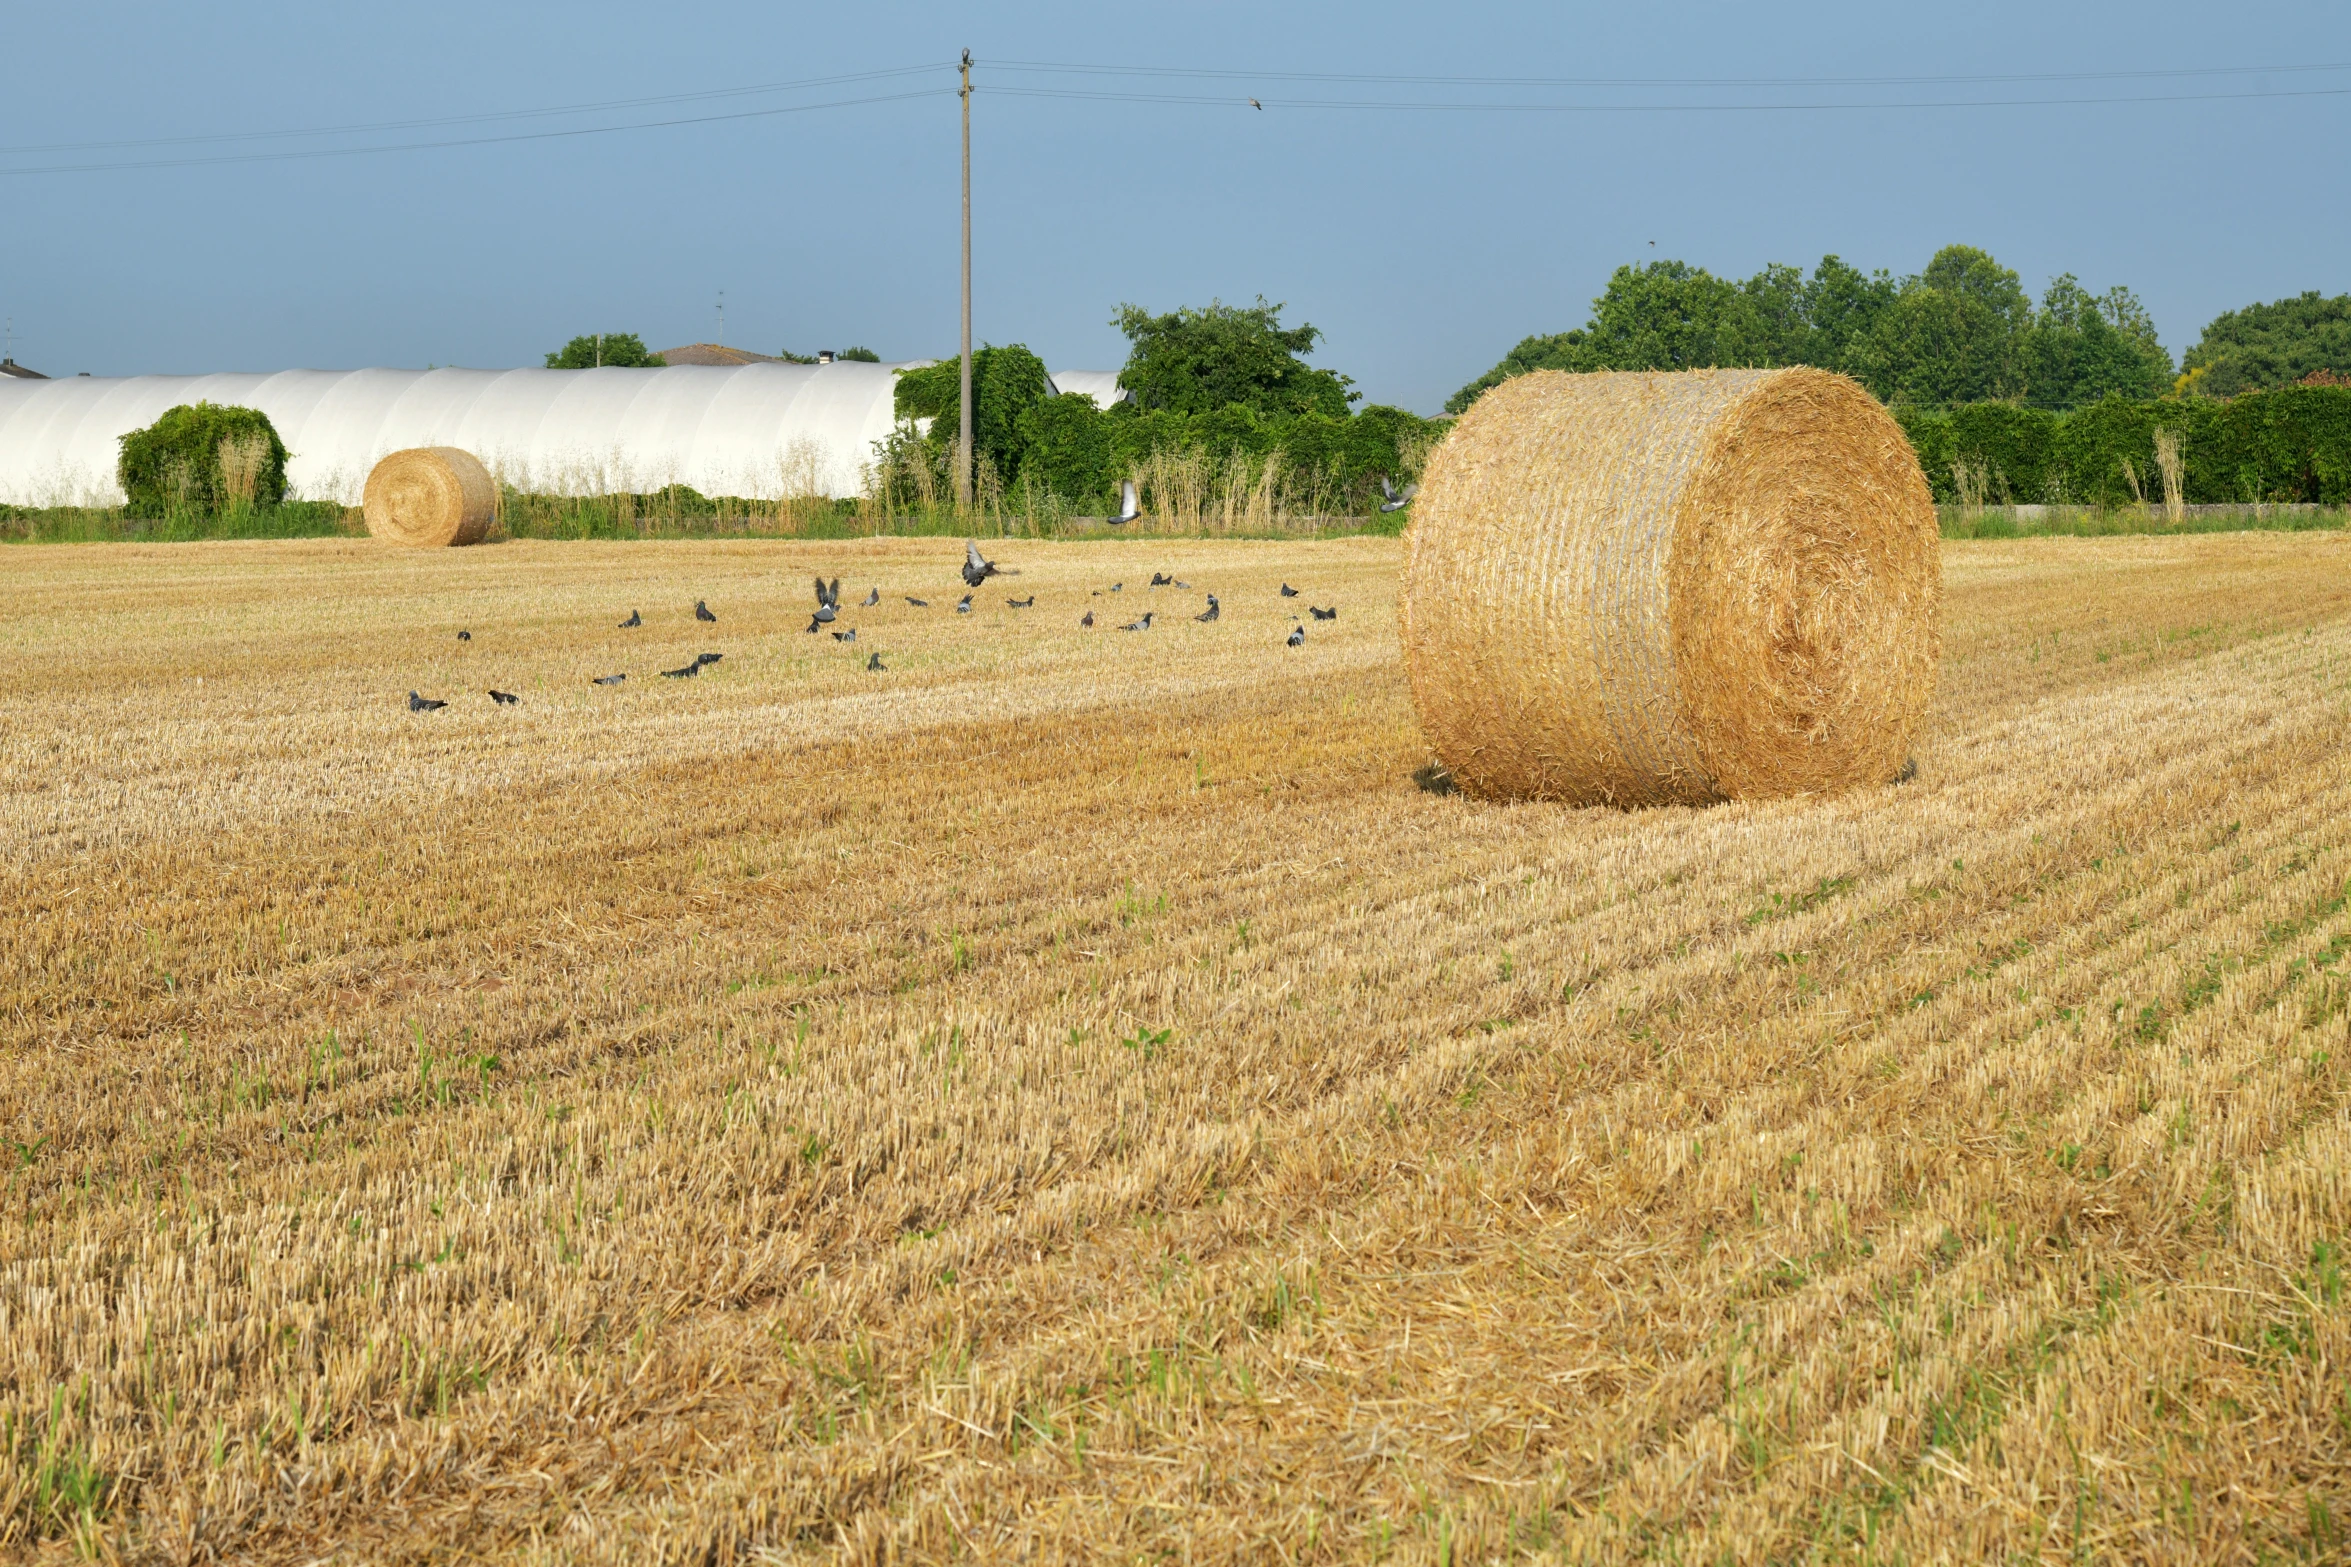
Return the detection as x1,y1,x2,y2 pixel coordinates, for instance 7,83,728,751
958,47,974,508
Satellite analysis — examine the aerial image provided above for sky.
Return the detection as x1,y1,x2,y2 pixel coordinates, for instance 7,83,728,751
2,1,2346,414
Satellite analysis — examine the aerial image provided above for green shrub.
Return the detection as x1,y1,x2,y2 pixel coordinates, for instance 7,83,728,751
1016,394,1117,507
116,402,289,518
1898,386,2351,506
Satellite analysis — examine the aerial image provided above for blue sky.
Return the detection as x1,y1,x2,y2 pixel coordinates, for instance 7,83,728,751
3,1,2345,412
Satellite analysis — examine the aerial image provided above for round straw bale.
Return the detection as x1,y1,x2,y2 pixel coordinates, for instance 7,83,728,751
363,447,496,547
1401,368,1939,806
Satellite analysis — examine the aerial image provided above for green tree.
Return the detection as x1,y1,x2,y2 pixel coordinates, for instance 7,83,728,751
2020,275,2173,408
1866,245,2032,406
544,333,664,368
2180,291,2351,396
1112,298,1356,417
892,344,1052,483
1445,256,1896,412
838,346,882,362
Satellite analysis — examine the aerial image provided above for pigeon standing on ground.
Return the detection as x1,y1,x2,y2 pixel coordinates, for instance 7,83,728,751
1195,595,1219,623
618,610,642,628
592,673,626,686
694,652,723,667
833,629,857,643
866,652,886,671
1109,582,1123,592
1378,477,1419,513
1007,595,1034,609
408,691,446,711
862,587,880,607
1122,612,1154,632
956,594,973,614
1280,583,1299,597
661,662,699,679
805,615,825,634
1310,605,1338,621
1287,624,1305,647
1150,572,1172,587
489,689,520,704
963,540,1017,586
696,600,718,623
457,630,471,642
1081,610,1095,627
1172,579,1192,590
1107,478,1141,525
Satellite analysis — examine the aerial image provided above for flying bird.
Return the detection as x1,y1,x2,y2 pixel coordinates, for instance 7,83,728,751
1149,572,1172,587
618,610,642,628
1249,97,1262,110
1310,605,1337,621
814,576,841,610
407,691,445,711
866,651,886,671
963,540,1017,585
489,689,520,704
456,630,471,642
833,629,857,642
861,586,879,607
1280,583,1299,597
592,673,626,686
1007,595,1034,608
905,596,930,607
1122,612,1154,632
696,600,717,623
1286,624,1304,647
1195,595,1219,622
1107,478,1141,525
1081,609,1095,627
1378,477,1419,513
661,662,699,679
956,594,973,614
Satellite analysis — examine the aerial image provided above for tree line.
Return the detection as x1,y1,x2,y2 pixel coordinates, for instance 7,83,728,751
1450,247,2351,416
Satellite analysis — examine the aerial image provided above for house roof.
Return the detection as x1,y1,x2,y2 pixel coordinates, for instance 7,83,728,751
654,343,779,367
0,358,47,380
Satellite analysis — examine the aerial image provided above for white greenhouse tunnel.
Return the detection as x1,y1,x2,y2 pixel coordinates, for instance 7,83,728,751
0,361,1126,507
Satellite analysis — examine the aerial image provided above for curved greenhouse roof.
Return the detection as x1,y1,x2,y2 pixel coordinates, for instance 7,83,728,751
0,361,937,507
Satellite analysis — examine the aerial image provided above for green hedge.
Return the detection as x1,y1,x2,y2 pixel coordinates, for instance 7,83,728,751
1893,385,2351,506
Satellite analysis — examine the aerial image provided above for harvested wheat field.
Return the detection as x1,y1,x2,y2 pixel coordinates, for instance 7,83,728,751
4,532,2350,1564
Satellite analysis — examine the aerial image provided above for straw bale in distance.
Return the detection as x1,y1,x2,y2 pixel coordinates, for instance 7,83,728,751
1401,368,1939,805
363,446,496,547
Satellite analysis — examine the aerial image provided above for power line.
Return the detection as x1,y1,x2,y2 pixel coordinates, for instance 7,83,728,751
0,88,952,176
989,57,2351,90
987,81,2351,114
0,62,953,158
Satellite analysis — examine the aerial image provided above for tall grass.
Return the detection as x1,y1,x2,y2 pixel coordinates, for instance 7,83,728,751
1939,502,2350,539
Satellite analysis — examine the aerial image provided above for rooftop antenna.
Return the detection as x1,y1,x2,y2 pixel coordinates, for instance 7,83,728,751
716,291,726,346
3,318,12,363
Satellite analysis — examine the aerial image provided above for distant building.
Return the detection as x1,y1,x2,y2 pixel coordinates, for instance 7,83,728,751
0,358,46,380
654,343,781,367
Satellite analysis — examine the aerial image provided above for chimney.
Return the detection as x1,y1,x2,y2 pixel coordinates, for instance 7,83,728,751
817,350,836,365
